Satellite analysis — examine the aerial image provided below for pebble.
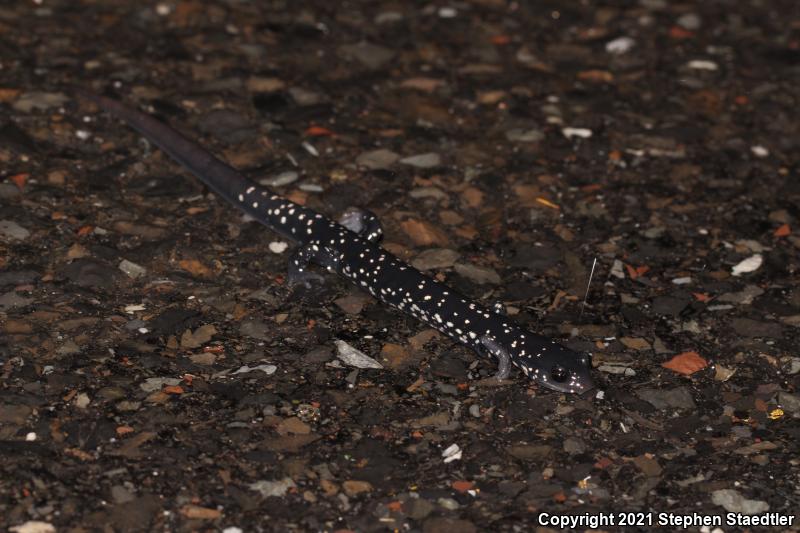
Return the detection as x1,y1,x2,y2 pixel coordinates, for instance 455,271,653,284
411,248,460,270
249,478,296,498
441,443,462,463
399,152,442,168
63,259,120,290
12,91,68,112
711,489,769,514
118,259,147,279
0,291,33,310
610,259,625,279
232,364,277,376
730,318,782,338
718,285,763,304
8,521,56,533
671,276,692,285
0,220,31,240
750,145,769,157
339,41,395,70
637,386,695,410
777,391,800,413
438,6,457,18
731,254,762,276
677,13,702,31
0,182,21,199
259,171,299,187
268,241,288,254
356,148,400,170
139,377,182,393
334,340,383,369
505,128,545,142
687,60,719,71
288,87,324,106
562,127,593,139
240,320,271,340
453,263,501,284
606,36,635,54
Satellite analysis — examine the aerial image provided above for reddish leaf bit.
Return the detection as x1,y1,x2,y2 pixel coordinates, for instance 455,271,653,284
452,480,475,493
774,224,791,237
692,292,712,302
662,351,708,375
10,173,29,190
625,263,650,279
305,125,335,137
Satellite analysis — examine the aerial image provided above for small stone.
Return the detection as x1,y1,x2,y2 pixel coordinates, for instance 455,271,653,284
730,318,782,338
0,220,31,240
411,249,460,270
637,386,695,410
240,320,271,340
718,285,764,305
232,364,277,376
731,254,762,276
751,145,769,158
334,294,370,315
342,480,373,496
687,59,718,71
505,128,545,142
605,36,635,54
777,392,800,414
399,152,442,168
339,41,395,69
268,241,288,254
711,489,769,514
562,127,593,139
0,291,33,310
334,340,383,369
74,393,91,409
356,148,400,170
259,171,299,187
249,478,296,498
180,324,217,349
119,259,147,279
453,263,501,284
13,91,69,112
677,13,702,30
139,377,181,393
8,521,56,533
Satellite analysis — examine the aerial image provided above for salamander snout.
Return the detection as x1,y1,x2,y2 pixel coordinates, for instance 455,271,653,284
536,349,594,394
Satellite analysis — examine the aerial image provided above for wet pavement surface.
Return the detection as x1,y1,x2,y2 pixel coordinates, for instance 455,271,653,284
1,1,800,531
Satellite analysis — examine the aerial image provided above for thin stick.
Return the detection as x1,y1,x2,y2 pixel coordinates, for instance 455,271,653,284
579,257,597,320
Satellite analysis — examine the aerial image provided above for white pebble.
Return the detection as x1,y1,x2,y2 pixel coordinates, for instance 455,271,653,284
25,432,37,441
605,36,635,55
687,60,718,71
562,127,592,139
672,277,692,285
269,241,288,254
442,443,462,463
438,6,457,18
334,340,383,369
75,129,91,140
731,254,762,276
124,303,146,313
751,145,769,157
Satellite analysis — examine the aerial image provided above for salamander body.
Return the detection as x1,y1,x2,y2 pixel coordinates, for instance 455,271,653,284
81,91,594,394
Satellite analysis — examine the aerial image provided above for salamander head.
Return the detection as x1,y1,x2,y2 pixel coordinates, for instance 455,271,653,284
525,343,594,394
481,334,594,394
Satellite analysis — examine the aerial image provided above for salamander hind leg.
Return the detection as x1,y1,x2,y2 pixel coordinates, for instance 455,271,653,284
287,241,339,288
479,336,512,380
338,207,383,243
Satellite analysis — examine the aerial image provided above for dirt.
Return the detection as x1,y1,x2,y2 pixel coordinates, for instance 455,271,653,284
1,1,799,531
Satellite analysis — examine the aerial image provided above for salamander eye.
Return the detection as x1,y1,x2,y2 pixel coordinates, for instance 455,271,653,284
550,365,569,383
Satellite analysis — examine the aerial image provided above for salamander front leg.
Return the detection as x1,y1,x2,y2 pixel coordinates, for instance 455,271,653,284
479,335,512,380
338,207,383,243
287,242,339,288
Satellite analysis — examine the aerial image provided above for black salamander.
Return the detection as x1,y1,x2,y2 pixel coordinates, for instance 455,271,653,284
80,91,594,394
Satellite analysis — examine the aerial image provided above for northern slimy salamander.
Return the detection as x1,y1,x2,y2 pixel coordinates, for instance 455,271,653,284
80,91,594,394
